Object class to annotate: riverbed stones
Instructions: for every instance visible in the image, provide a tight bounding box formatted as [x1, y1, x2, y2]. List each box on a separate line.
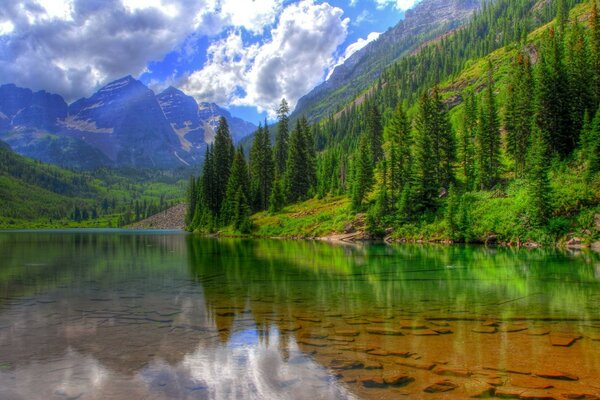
[298, 339, 327, 347]
[473, 326, 497, 334]
[534, 370, 578, 381]
[495, 386, 526, 398]
[383, 372, 415, 387]
[366, 327, 404, 336]
[549, 334, 581, 347]
[397, 360, 436, 370]
[519, 390, 558, 400]
[510, 376, 555, 389]
[411, 329, 440, 336]
[464, 381, 495, 398]
[562, 393, 600, 399]
[433, 366, 472, 378]
[327, 336, 355, 343]
[334, 329, 359, 337]
[500, 325, 529, 333]
[424, 379, 458, 393]
[528, 328, 551, 336]
[329, 359, 364, 370]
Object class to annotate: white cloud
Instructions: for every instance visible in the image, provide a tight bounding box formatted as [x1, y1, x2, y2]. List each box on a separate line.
[326, 31, 380, 80]
[0, 0, 285, 102]
[375, 0, 419, 10]
[183, 0, 349, 116]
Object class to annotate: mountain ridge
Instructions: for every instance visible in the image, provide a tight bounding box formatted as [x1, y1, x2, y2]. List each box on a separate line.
[0, 78, 257, 170]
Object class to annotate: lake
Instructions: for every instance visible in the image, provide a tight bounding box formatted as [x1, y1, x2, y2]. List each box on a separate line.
[0, 230, 599, 400]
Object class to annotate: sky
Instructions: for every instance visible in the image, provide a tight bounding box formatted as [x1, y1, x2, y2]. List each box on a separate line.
[0, 0, 419, 123]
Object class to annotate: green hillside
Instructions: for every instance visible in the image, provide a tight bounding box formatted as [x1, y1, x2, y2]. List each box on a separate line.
[0, 142, 186, 228]
[187, 0, 600, 248]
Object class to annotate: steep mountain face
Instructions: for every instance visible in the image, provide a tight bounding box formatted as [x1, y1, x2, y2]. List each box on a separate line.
[0, 78, 256, 170]
[294, 0, 482, 122]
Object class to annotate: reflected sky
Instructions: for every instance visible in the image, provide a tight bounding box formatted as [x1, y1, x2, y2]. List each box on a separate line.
[0, 231, 599, 399]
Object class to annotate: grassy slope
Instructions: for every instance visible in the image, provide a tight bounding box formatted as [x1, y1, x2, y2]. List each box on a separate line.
[0, 144, 186, 229]
[248, 2, 600, 246]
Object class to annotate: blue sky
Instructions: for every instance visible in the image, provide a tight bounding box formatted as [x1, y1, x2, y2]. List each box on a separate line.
[0, 0, 418, 123]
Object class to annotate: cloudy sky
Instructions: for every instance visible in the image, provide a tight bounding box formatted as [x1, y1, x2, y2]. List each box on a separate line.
[0, 0, 419, 121]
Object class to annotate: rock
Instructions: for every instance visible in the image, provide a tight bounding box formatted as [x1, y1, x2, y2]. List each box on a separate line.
[549, 334, 581, 347]
[433, 328, 453, 334]
[383, 372, 415, 387]
[367, 349, 390, 356]
[567, 237, 585, 248]
[483, 366, 531, 376]
[534, 370, 578, 381]
[300, 333, 328, 339]
[431, 321, 450, 327]
[298, 339, 328, 347]
[339, 344, 376, 352]
[483, 320, 500, 327]
[411, 329, 440, 336]
[433, 366, 471, 378]
[330, 359, 364, 370]
[510, 376, 554, 389]
[399, 321, 429, 330]
[343, 222, 355, 234]
[473, 326, 497, 334]
[424, 380, 458, 393]
[495, 386, 525, 398]
[334, 329, 360, 337]
[500, 325, 528, 333]
[519, 390, 558, 400]
[327, 336, 355, 342]
[295, 316, 321, 323]
[528, 328, 551, 336]
[562, 393, 600, 400]
[345, 319, 370, 325]
[464, 381, 495, 398]
[364, 361, 383, 370]
[397, 360, 436, 370]
[362, 376, 387, 388]
[366, 327, 404, 336]
[389, 350, 413, 358]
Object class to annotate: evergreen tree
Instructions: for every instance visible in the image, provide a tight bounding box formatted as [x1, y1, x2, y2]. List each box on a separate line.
[301, 116, 317, 193]
[186, 175, 197, 226]
[232, 187, 252, 233]
[385, 103, 411, 207]
[269, 177, 285, 213]
[476, 62, 501, 189]
[581, 106, 600, 176]
[249, 122, 274, 211]
[366, 103, 384, 162]
[536, 28, 573, 157]
[591, 2, 600, 110]
[566, 21, 593, 141]
[505, 52, 534, 178]
[221, 147, 250, 226]
[460, 91, 477, 188]
[412, 92, 441, 211]
[431, 87, 455, 189]
[351, 134, 374, 210]
[213, 117, 235, 215]
[526, 126, 551, 226]
[284, 119, 311, 203]
[274, 99, 290, 176]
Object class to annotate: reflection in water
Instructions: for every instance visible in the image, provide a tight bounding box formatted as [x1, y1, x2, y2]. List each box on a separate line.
[0, 231, 599, 399]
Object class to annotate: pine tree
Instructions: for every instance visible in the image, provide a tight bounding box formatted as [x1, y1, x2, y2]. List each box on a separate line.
[431, 87, 455, 189]
[581, 106, 600, 176]
[505, 52, 534, 178]
[269, 177, 285, 213]
[526, 126, 551, 226]
[301, 116, 317, 193]
[591, 2, 600, 110]
[366, 103, 384, 162]
[186, 175, 197, 226]
[284, 119, 311, 203]
[566, 21, 592, 142]
[213, 117, 235, 215]
[413, 92, 441, 211]
[249, 122, 274, 211]
[385, 103, 411, 207]
[232, 187, 252, 233]
[274, 99, 290, 177]
[221, 147, 250, 226]
[536, 28, 573, 157]
[351, 134, 374, 211]
[476, 62, 501, 189]
[460, 91, 477, 188]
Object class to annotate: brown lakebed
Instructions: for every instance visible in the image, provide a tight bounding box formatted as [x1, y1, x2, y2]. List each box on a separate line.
[0, 231, 599, 399]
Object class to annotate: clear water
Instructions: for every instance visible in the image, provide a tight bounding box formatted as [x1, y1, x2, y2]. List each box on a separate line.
[0, 230, 599, 399]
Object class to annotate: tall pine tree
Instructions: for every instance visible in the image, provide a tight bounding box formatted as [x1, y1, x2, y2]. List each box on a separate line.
[249, 122, 274, 211]
[213, 117, 235, 216]
[476, 62, 501, 189]
[274, 99, 290, 177]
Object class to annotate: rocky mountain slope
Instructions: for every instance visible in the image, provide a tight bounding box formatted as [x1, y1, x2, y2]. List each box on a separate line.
[293, 0, 482, 123]
[0, 78, 256, 170]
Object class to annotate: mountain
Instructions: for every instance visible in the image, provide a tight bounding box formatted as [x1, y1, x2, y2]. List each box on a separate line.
[0, 78, 256, 170]
[293, 0, 482, 122]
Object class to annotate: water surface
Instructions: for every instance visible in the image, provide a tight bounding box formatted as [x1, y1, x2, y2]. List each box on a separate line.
[1, 231, 599, 399]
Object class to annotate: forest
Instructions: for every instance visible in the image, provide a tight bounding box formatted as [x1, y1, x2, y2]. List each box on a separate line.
[186, 0, 600, 246]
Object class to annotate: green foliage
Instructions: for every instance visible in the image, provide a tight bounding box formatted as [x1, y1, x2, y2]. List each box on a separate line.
[249, 122, 274, 211]
[351, 134, 374, 210]
[274, 99, 290, 177]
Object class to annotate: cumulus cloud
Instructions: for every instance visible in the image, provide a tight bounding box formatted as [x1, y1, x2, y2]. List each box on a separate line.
[0, 0, 283, 102]
[326, 31, 380, 80]
[374, 0, 420, 10]
[182, 0, 349, 116]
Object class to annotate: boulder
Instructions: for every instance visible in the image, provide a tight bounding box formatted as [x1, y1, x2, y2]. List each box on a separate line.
[424, 380, 458, 393]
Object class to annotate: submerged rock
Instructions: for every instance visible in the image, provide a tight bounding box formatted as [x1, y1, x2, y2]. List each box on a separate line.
[424, 380, 458, 393]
